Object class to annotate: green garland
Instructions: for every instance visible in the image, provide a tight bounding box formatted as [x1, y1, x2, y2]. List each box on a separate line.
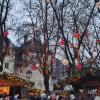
[2, 72, 34, 88]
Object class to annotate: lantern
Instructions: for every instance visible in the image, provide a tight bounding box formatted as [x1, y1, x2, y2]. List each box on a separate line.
[73, 33, 80, 39]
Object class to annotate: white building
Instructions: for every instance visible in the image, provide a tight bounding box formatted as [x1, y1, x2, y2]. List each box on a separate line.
[3, 43, 15, 74]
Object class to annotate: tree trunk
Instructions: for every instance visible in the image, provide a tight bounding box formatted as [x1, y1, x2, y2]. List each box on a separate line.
[0, 33, 3, 72]
[43, 74, 50, 93]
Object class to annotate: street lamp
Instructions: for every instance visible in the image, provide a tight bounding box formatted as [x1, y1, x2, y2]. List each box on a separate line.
[26, 70, 32, 81]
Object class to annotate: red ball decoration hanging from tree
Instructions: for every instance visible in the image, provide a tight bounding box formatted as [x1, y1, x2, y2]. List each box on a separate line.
[96, 40, 100, 43]
[73, 33, 80, 39]
[3, 31, 9, 37]
[43, 63, 48, 67]
[60, 39, 65, 45]
[76, 63, 83, 70]
[31, 65, 37, 71]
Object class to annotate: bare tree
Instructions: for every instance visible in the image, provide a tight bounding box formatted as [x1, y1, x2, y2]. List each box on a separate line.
[16, 0, 58, 92]
[0, 0, 11, 71]
[16, 0, 100, 92]
[49, 0, 100, 73]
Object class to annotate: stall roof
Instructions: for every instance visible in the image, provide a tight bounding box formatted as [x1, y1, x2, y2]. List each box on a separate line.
[72, 74, 100, 90]
[0, 79, 21, 87]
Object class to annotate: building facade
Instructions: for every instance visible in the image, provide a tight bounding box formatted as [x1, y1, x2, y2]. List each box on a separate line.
[14, 39, 51, 90]
[3, 43, 15, 74]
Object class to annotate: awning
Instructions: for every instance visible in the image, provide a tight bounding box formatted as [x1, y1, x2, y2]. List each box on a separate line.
[0, 79, 21, 86]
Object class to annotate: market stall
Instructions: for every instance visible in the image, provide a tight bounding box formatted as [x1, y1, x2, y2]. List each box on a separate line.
[0, 79, 21, 95]
[0, 72, 34, 97]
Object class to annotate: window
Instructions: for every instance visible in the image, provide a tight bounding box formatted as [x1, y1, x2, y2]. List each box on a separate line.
[5, 63, 9, 68]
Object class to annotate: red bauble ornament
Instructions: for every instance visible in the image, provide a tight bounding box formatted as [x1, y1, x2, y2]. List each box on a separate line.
[73, 33, 80, 39]
[76, 63, 83, 70]
[3, 31, 9, 37]
[43, 70, 48, 75]
[60, 40, 65, 45]
[31, 65, 37, 71]
[43, 63, 48, 67]
[96, 40, 100, 43]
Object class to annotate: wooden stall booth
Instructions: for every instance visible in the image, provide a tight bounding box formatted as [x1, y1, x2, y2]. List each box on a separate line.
[0, 79, 21, 96]
[72, 74, 100, 91]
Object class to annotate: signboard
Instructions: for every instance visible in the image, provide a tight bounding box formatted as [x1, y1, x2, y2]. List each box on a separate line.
[0, 87, 10, 95]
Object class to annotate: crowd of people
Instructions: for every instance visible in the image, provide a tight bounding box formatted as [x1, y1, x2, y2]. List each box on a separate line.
[1, 88, 100, 100]
[28, 88, 100, 100]
[0, 93, 20, 100]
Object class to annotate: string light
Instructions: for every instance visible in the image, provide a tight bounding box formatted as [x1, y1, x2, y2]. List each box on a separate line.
[1, 72, 34, 88]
